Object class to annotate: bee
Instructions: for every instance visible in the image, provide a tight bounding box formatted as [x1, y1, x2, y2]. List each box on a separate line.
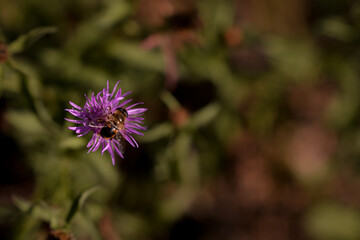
[100, 107, 128, 139]
[90, 107, 128, 153]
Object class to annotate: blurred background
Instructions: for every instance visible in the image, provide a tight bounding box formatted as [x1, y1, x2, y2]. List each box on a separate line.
[1, 0, 360, 239]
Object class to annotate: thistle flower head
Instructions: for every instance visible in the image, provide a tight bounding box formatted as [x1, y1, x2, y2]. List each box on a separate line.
[65, 81, 147, 165]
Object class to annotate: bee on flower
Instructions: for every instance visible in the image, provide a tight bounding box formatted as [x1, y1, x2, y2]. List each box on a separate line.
[65, 81, 147, 165]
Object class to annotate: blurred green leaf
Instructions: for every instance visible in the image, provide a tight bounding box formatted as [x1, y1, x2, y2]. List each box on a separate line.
[326, 60, 360, 129]
[66, 1, 130, 56]
[173, 132, 191, 161]
[265, 37, 319, 82]
[305, 202, 360, 240]
[6, 110, 46, 135]
[319, 17, 356, 42]
[198, 0, 234, 46]
[59, 136, 87, 150]
[115, 212, 148, 239]
[40, 49, 112, 89]
[70, 213, 102, 240]
[161, 90, 181, 111]
[1, 64, 21, 94]
[65, 186, 100, 224]
[7, 59, 61, 133]
[73, 152, 121, 201]
[159, 134, 201, 221]
[183, 52, 242, 106]
[8, 26, 57, 54]
[106, 40, 164, 72]
[159, 187, 195, 222]
[142, 123, 174, 142]
[13, 196, 62, 229]
[12, 196, 32, 212]
[189, 102, 220, 129]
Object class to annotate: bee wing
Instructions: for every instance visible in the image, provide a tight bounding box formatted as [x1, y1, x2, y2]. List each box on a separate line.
[115, 132, 126, 154]
[88, 118, 105, 128]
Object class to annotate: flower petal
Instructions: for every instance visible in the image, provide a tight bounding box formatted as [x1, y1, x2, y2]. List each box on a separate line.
[69, 101, 82, 110]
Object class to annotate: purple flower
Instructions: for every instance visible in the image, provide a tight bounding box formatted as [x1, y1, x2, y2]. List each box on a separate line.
[65, 81, 147, 165]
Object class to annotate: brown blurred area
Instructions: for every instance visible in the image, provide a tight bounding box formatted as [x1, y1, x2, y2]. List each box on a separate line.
[234, 0, 308, 37]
